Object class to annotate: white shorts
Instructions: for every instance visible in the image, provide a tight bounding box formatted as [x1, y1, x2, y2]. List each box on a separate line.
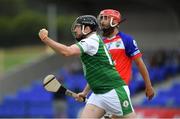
[87, 86, 134, 116]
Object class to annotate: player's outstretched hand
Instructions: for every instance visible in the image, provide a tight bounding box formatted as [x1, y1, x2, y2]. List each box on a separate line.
[145, 86, 155, 100]
[39, 28, 48, 41]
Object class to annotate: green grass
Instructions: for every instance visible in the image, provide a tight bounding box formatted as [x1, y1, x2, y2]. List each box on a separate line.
[0, 45, 47, 73]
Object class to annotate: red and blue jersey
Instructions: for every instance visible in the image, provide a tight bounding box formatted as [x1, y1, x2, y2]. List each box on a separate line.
[103, 32, 142, 84]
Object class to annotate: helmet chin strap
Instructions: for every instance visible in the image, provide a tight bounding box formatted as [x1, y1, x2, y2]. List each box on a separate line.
[110, 17, 118, 27]
[82, 25, 88, 35]
[75, 25, 91, 41]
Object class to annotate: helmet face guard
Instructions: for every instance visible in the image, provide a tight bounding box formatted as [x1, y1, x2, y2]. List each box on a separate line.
[71, 23, 85, 41]
[71, 19, 82, 40]
[71, 15, 99, 41]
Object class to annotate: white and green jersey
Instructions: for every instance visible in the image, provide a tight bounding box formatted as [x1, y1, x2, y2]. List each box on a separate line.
[76, 32, 126, 94]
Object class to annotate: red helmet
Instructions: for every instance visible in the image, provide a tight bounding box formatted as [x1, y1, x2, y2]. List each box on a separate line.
[99, 9, 121, 23]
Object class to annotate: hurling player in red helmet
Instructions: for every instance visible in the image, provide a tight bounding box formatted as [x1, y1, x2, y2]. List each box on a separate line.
[98, 9, 122, 37]
[99, 9, 121, 27]
[98, 9, 155, 117]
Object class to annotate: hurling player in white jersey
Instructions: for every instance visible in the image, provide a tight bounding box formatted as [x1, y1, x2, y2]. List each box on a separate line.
[39, 15, 135, 118]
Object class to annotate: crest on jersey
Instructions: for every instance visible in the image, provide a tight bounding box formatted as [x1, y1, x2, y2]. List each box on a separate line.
[116, 41, 121, 47]
[123, 100, 129, 108]
[105, 39, 124, 50]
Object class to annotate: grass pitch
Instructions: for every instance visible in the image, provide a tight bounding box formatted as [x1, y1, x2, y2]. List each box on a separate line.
[0, 45, 46, 73]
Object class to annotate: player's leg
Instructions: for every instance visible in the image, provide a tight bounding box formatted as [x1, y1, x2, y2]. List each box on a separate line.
[80, 93, 106, 118]
[111, 85, 135, 118]
[99, 85, 135, 118]
[80, 104, 105, 118]
[80, 85, 135, 118]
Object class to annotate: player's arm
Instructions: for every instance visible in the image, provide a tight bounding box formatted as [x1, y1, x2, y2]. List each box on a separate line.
[125, 37, 154, 100]
[39, 28, 81, 56]
[76, 84, 91, 102]
[134, 57, 155, 100]
[82, 84, 91, 95]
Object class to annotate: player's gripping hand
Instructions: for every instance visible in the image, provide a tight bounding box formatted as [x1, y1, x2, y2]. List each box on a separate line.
[75, 92, 87, 102]
[145, 86, 155, 100]
[39, 28, 48, 41]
